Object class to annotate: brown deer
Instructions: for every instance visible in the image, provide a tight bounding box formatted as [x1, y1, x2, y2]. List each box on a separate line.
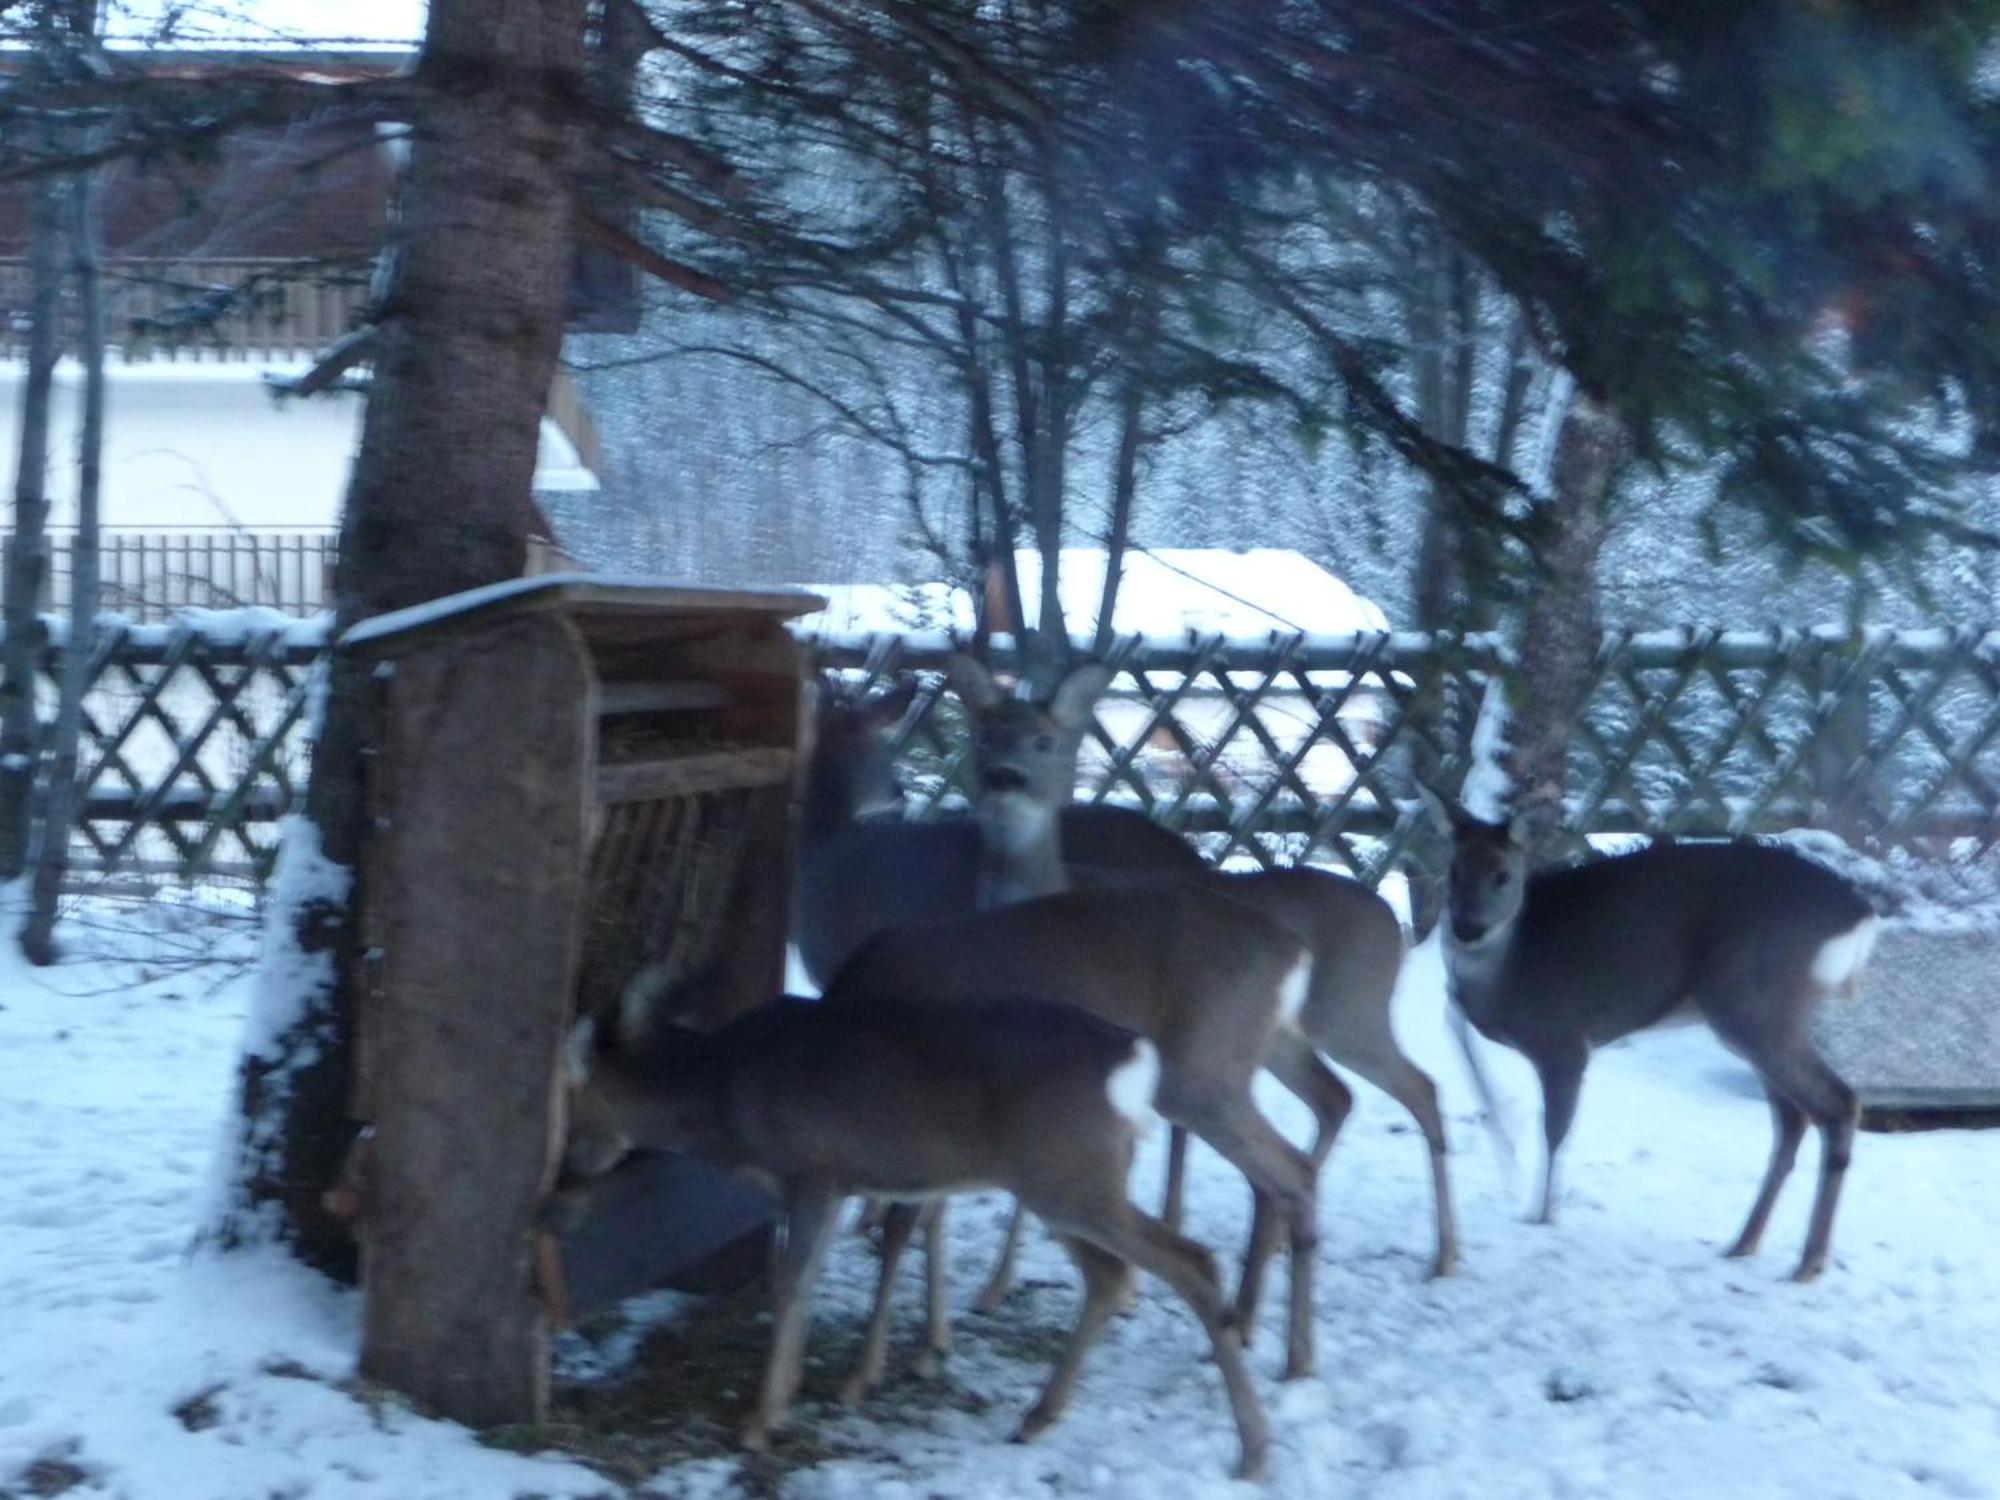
[945, 655, 1455, 1289]
[825, 881, 1323, 1380]
[1417, 784, 1878, 1281]
[558, 995, 1273, 1480]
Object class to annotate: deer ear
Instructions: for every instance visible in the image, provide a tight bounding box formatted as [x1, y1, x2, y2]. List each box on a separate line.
[1507, 808, 1559, 848]
[946, 653, 1005, 713]
[1413, 779, 1467, 835]
[562, 1016, 598, 1086]
[1046, 661, 1116, 732]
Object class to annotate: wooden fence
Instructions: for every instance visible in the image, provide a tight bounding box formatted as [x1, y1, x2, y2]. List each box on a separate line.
[26, 613, 325, 882]
[814, 626, 2000, 888]
[19, 621, 2000, 887]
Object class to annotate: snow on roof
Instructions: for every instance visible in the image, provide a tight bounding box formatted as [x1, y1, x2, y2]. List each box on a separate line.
[100, 0, 423, 50]
[801, 548, 1388, 642]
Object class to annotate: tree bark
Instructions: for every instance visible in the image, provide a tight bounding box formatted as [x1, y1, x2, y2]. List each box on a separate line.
[22, 154, 103, 965]
[0, 169, 63, 881]
[1504, 389, 1629, 830]
[222, 0, 586, 1273]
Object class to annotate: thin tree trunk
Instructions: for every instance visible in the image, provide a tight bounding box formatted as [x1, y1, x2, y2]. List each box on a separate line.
[1092, 274, 1160, 657]
[1504, 390, 1629, 833]
[22, 157, 103, 965]
[220, 0, 586, 1273]
[0, 169, 64, 881]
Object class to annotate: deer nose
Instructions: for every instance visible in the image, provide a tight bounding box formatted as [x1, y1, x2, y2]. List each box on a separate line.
[1453, 918, 1488, 945]
[982, 765, 1029, 793]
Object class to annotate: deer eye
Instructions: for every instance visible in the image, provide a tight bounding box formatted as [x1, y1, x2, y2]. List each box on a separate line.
[1492, 871, 1511, 889]
[1035, 734, 1055, 752]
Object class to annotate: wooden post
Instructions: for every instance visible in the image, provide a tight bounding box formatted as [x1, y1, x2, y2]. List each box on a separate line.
[356, 612, 594, 1427]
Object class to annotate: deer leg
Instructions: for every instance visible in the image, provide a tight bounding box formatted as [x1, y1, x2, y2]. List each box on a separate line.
[1015, 1236, 1132, 1444]
[1724, 1088, 1807, 1260]
[1161, 1127, 1189, 1229]
[1264, 1030, 1354, 1169]
[744, 1182, 842, 1451]
[1319, 1034, 1460, 1278]
[1531, 1044, 1589, 1226]
[974, 1201, 1028, 1314]
[1450, 1002, 1518, 1180]
[1235, 1189, 1281, 1345]
[1233, 1034, 1344, 1342]
[840, 1199, 922, 1405]
[1191, 1100, 1319, 1380]
[1066, 1207, 1271, 1483]
[914, 1201, 952, 1375]
[1751, 1045, 1858, 1282]
[1711, 1002, 1860, 1282]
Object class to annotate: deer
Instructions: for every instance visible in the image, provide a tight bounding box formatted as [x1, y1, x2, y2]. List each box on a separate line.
[824, 880, 1325, 1383]
[944, 654, 1456, 1293]
[1415, 783, 1879, 1282]
[556, 993, 1273, 1481]
[793, 671, 1208, 991]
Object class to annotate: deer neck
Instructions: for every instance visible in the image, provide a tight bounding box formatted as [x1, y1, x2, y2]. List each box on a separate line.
[1440, 918, 1518, 1031]
[974, 799, 1068, 909]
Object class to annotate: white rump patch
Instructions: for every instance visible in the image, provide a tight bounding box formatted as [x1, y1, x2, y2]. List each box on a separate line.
[1106, 1038, 1161, 1134]
[1812, 916, 1880, 992]
[1277, 951, 1313, 1028]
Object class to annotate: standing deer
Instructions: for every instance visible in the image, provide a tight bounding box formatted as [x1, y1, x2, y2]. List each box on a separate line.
[1417, 785, 1878, 1281]
[946, 655, 1456, 1287]
[793, 672, 1207, 990]
[558, 995, 1272, 1480]
[825, 881, 1325, 1381]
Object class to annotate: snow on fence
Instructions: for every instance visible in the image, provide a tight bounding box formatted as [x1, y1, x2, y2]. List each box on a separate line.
[17, 618, 2000, 887]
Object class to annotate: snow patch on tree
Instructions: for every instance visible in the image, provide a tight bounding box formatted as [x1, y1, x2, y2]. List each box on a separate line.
[202, 813, 350, 1243]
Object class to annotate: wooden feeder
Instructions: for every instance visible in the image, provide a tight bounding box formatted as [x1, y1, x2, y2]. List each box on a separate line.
[343, 574, 821, 1429]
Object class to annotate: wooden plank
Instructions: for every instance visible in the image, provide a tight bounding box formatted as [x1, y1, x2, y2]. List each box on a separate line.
[593, 745, 793, 805]
[357, 612, 594, 1429]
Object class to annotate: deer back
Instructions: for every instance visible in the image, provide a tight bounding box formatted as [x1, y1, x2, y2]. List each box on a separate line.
[568, 995, 1155, 1200]
[1469, 841, 1876, 1048]
[824, 883, 1308, 1074]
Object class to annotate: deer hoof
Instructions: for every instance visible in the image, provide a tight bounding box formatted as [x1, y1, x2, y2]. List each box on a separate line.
[1790, 1261, 1826, 1284]
[1013, 1402, 1056, 1444]
[912, 1346, 947, 1379]
[836, 1372, 871, 1407]
[1427, 1250, 1461, 1280]
[1234, 1445, 1270, 1483]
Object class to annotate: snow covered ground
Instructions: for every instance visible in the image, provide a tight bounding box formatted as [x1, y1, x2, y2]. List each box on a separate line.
[3, 893, 1996, 1499]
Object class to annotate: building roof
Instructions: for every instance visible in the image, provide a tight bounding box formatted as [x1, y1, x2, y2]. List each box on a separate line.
[802, 548, 1388, 641]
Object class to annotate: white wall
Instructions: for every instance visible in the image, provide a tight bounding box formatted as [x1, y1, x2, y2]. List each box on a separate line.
[0, 360, 597, 533]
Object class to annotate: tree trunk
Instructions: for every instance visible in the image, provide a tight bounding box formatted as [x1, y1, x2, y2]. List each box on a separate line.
[1504, 390, 1629, 830]
[220, 0, 585, 1273]
[22, 157, 103, 965]
[0, 170, 63, 881]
